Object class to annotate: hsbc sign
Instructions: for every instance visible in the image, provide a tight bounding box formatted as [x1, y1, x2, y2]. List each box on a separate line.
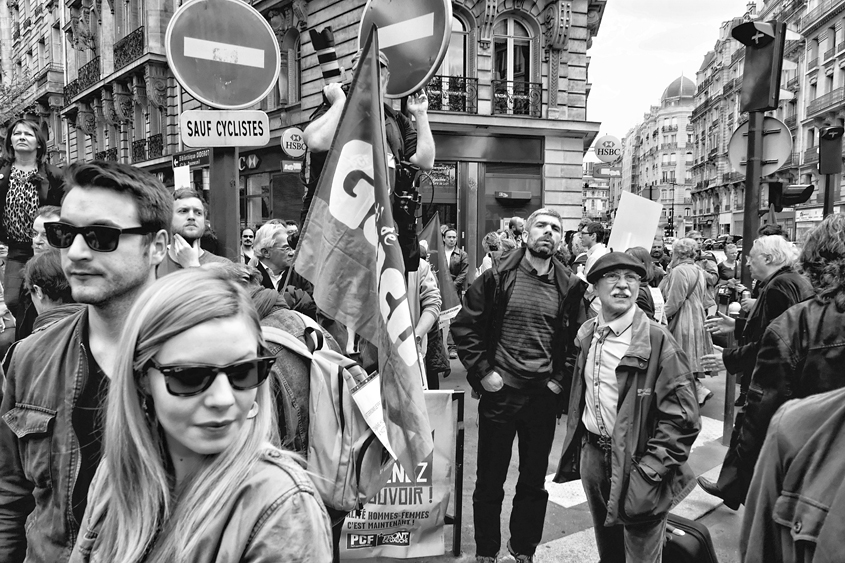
[281, 127, 307, 158]
[595, 135, 622, 163]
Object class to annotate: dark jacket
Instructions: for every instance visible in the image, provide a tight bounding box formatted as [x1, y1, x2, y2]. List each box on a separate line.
[446, 246, 469, 294]
[554, 307, 701, 526]
[741, 387, 845, 563]
[0, 160, 64, 246]
[255, 261, 316, 320]
[730, 297, 845, 506]
[636, 284, 656, 320]
[0, 308, 90, 563]
[451, 248, 570, 395]
[723, 266, 814, 379]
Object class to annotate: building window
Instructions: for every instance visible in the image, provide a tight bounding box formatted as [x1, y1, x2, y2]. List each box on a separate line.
[277, 31, 301, 106]
[493, 17, 532, 83]
[437, 16, 468, 77]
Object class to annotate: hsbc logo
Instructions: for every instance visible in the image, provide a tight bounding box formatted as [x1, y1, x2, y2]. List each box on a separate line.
[601, 140, 615, 148]
[595, 135, 622, 163]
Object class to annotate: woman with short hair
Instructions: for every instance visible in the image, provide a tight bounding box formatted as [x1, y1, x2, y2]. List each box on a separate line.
[70, 269, 331, 563]
[661, 237, 715, 405]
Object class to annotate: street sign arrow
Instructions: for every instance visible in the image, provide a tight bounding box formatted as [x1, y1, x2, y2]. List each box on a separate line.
[359, 0, 452, 98]
[166, 0, 281, 110]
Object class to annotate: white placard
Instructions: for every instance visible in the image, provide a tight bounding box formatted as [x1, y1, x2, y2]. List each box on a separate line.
[607, 191, 663, 252]
[173, 164, 191, 190]
[179, 110, 270, 147]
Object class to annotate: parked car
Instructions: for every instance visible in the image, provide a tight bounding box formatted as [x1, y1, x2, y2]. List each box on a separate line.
[703, 238, 716, 250]
[713, 234, 741, 249]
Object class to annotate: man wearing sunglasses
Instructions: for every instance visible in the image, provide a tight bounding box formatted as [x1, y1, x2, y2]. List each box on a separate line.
[554, 252, 701, 563]
[156, 188, 229, 277]
[0, 161, 172, 563]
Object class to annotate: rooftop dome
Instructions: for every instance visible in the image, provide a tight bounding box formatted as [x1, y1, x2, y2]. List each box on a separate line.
[662, 75, 696, 100]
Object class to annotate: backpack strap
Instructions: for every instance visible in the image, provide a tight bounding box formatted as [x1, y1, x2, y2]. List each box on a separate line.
[262, 325, 313, 359]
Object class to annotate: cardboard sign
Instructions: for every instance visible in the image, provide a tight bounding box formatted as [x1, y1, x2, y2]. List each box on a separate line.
[607, 191, 663, 252]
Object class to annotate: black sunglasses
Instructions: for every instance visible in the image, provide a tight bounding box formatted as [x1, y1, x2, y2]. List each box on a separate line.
[145, 356, 276, 397]
[45, 221, 155, 252]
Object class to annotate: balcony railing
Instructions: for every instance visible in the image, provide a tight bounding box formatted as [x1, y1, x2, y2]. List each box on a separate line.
[686, 124, 694, 131]
[804, 146, 819, 163]
[114, 26, 145, 71]
[425, 75, 478, 114]
[33, 4, 42, 17]
[148, 133, 164, 159]
[786, 77, 800, 91]
[132, 139, 147, 163]
[12, 27, 20, 40]
[801, 0, 845, 32]
[778, 151, 799, 169]
[21, 17, 31, 29]
[808, 56, 819, 69]
[95, 148, 119, 162]
[63, 79, 80, 106]
[491, 80, 541, 118]
[661, 142, 678, 150]
[662, 125, 678, 132]
[839, 42, 845, 54]
[731, 48, 745, 64]
[77, 56, 101, 91]
[785, 114, 797, 128]
[807, 87, 845, 115]
[825, 47, 836, 60]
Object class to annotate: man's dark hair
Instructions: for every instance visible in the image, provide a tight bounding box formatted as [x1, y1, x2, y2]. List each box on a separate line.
[284, 219, 300, 229]
[63, 161, 173, 237]
[508, 217, 523, 230]
[23, 249, 73, 303]
[758, 223, 787, 239]
[585, 222, 605, 241]
[443, 225, 457, 238]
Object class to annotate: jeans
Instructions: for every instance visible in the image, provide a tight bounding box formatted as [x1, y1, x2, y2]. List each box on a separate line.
[3, 245, 31, 320]
[473, 388, 557, 557]
[580, 439, 667, 563]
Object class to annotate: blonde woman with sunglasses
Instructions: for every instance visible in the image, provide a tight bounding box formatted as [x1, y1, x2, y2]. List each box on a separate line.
[70, 268, 331, 563]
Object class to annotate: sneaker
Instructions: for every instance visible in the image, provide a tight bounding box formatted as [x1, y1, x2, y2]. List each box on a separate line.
[507, 540, 534, 563]
[475, 556, 497, 563]
[449, 349, 458, 360]
[695, 380, 714, 406]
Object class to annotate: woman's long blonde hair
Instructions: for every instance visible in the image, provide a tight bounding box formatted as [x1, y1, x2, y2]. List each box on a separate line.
[91, 268, 280, 562]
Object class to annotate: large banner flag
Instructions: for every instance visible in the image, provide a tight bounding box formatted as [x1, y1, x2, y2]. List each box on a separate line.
[420, 215, 461, 325]
[295, 26, 433, 474]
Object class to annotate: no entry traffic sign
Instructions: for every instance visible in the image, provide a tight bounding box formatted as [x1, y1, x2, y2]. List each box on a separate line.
[166, 0, 281, 109]
[359, 0, 452, 98]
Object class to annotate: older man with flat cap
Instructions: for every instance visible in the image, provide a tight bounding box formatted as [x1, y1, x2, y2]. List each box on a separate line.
[554, 252, 701, 563]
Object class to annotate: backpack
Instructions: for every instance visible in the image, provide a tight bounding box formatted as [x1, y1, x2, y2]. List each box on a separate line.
[261, 321, 394, 512]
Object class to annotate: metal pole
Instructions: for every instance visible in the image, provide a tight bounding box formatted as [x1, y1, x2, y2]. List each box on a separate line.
[823, 173, 835, 217]
[740, 111, 763, 289]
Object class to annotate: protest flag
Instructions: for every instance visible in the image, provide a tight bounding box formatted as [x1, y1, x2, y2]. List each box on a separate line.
[419, 214, 461, 324]
[294, 25, 433, 474]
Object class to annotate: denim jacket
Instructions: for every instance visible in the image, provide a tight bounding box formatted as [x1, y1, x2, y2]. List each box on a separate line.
[70, 448, 332, 562]
[0, 308, 90, 563]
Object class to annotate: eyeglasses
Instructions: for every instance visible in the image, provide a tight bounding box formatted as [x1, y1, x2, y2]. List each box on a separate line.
[602, 272, 641, 284]
[271, 244, 293, 253]
[580, 231, 591, 236]
[145, 356, 276, 397]
[242, 235, 254, 239]
[44, 221, 154, 252]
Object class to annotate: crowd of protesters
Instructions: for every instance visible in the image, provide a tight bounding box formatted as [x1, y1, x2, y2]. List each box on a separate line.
[0, 121, 844, 563]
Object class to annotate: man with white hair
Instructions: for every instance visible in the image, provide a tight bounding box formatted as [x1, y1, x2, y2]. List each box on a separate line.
[697, 234, 813, 509]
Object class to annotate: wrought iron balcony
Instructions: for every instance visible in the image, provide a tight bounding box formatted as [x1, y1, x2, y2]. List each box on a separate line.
[132, 139, 147, 163]
[33, 4, 42, 17]
[148, 134, 164, 159]
[804, 146, 819, 163]
[491, 80, 541, 118]
[801, 0, 845, 33]
[12, 27, 20, 40]
[731, 48, 745, 64]
[660, 142, 678, 150]
[825, 47, 836, 60]
[786, 77, 800, 92]
[778, 152, 799, 169]
[114, 27, 145, 71]
[808, 56, 819, 69]
[807, 87, 845, 116]
[661, 125, 678, 132]
[95, 148, 119, 162]
[78, 57, 101, 91]
[21, 17, 31, 29]
[425, 75, 478, 114]
[63, 79, 80, 106]
[785, 115, 797, 128]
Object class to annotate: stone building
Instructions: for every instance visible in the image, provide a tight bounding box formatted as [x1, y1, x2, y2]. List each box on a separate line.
[619, 75, 696, 238]
[0, 0, 605, 264]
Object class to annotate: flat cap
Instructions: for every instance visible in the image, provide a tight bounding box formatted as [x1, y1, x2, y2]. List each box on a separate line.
[586, 251, 647, 285]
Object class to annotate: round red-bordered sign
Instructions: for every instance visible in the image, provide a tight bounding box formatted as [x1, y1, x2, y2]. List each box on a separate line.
[166, 0, 281, 110]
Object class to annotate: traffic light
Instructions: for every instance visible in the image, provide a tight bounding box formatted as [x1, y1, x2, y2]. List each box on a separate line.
[768, 182, 814, 212]
[731, 21, 786, 112]
[819, 126, 844, 175]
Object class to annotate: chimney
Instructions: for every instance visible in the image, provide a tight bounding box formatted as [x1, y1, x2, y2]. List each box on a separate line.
[747, 1, 756, 16]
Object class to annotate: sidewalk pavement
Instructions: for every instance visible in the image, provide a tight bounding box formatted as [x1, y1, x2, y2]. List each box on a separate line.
[355, 362, 744, 562]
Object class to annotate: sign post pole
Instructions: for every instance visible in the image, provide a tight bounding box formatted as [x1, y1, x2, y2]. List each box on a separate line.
[209, 147, 239, 260]
[741, 111, 763, 289]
